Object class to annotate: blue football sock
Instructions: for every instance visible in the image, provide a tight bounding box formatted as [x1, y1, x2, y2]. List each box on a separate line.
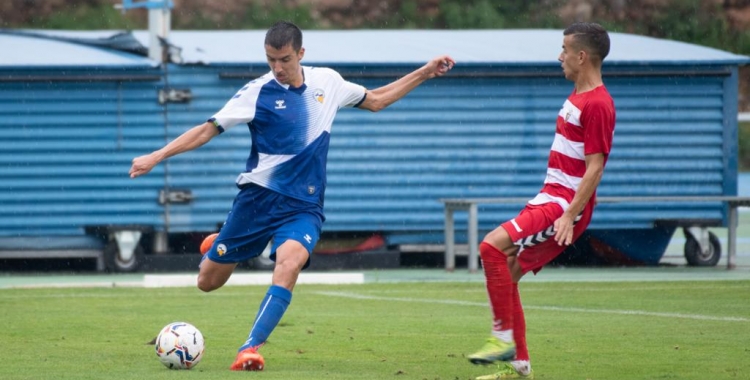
[239, 284, 292, 351]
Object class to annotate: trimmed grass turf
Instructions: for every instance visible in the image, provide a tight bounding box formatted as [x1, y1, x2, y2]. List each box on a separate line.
[1, 280, 748, 379]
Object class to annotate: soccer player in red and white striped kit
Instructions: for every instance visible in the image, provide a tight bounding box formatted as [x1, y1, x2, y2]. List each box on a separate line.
[468, 22, 615, 380]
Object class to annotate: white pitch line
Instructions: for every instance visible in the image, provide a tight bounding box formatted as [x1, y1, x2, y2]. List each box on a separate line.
[315, 291, 749, 323]
[0, 272, 365, 290]
[3, 281, 143, 289]
[142, 272, 365, 288]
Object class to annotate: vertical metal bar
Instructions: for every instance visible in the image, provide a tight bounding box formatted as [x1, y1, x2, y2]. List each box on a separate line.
[116, 81, 123, 150]
[157, 53, 171, 255]
[148, 7, 171, 61]
[96, 252, 105, 271]
[468, 203, 479, 273]
[728, 203, 737, 270]
[444, 205, 455, 272]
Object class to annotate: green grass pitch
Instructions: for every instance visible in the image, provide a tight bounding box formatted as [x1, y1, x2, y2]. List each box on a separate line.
[1, 280, 748, 379]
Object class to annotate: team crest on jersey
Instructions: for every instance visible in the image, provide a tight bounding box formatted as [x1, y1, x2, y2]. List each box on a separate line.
[307, 185, 316, 194]
[313, 89, 325, 104]
[564, 111, 571, 123]
[216, 243, 227, 256]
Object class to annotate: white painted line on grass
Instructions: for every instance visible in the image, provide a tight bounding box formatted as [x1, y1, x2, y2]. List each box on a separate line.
[1, 272, 366, 289]
[144, 272, 365, 288]
[526, 305, 749, 322]
[315, 291, 749, 323]
[8, 281, 143, 289]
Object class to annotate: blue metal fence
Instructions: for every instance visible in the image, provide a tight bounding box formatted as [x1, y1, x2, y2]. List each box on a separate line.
[0, 30, 744, 251]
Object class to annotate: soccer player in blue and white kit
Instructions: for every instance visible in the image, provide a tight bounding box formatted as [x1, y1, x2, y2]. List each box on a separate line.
[129, 21, 455, 371]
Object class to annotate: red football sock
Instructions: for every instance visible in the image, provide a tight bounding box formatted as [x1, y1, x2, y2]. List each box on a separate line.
[479, 242, 513, 332]
[512, 282, 529, 361]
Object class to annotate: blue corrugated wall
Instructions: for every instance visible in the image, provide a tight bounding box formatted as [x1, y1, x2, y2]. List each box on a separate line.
[160, 65, 252, 233]
[160, 64, 736, 245]
[0, 64, 738, 247]
[0, 68, 164, 244]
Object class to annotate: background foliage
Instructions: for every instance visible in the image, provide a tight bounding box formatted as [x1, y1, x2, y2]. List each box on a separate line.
[3, 0, 750, 56]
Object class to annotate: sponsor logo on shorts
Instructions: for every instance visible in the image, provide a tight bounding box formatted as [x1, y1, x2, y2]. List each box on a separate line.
[217, 243, 227, 256]
[304, 234, 312, 244]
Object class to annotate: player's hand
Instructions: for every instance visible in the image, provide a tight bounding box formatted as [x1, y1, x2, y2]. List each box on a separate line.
[129, 153, 160, 178]
[553, 214, 575, 246]
[424, 55, 455, 78]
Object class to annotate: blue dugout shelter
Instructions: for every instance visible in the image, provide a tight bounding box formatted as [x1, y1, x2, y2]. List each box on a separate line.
[0, 29, 747, 270]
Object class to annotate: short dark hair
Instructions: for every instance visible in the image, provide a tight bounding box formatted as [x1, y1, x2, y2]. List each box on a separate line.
[265, 21, 303, 51]
[563, 22, 610, 63]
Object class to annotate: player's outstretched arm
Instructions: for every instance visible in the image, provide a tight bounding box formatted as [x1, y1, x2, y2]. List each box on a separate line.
[129, 121, 219, 178]
[358, 55, 455, 112]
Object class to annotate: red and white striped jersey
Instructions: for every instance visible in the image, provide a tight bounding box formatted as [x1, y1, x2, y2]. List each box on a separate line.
[528, 85, 615, 211]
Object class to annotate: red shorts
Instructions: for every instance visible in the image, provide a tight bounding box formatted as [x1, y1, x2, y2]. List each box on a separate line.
[500, 200, 593, 274]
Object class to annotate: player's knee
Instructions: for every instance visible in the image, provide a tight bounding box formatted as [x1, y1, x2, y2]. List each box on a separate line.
[196, 274, 220, 293]
[275, 244, 308, 272]
[483, 228, 504, 246]
[483, 228, 515, 255]
[275, 255, 305, 274]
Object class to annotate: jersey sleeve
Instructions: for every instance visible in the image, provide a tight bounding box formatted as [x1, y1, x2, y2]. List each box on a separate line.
[328, 69, 366, 108]
[209, 80, 262, 132]
[582, 98, 616, 156]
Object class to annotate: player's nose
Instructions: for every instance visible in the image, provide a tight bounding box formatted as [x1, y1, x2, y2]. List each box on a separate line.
[270, 61, 283, 72]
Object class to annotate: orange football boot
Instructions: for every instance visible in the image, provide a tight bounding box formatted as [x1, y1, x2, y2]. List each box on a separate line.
[229, 347, 265, 371]
[199, 233, 218, 255]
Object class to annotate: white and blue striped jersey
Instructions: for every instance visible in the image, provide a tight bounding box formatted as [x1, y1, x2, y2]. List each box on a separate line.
[210, 66, 366, 205]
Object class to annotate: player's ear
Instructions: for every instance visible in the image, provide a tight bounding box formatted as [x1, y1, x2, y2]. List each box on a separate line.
[297, 47, 305, 61]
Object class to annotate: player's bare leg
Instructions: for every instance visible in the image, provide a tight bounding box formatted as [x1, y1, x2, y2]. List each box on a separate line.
[271, 239, 308, 291]
[196, 258, 237, 292]
[231, 239, 309, 371]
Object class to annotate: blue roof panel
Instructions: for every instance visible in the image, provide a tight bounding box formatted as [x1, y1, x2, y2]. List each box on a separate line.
[0, 32, 155, 68]
[134, 29, 750, 66]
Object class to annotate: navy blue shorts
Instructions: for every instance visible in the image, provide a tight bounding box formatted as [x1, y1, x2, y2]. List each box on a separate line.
[204, 184, 323, 269]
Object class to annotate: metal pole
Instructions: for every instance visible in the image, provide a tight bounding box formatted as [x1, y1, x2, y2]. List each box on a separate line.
[444, 206, 455, 272]
[728, 204, 737, 270]
[148, 7, 170, 61]
[155, 3, 171, 254]
[468, 203, 479, 273]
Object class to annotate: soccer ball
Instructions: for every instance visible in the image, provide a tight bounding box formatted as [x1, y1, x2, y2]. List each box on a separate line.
[154, 322, 205, 369]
